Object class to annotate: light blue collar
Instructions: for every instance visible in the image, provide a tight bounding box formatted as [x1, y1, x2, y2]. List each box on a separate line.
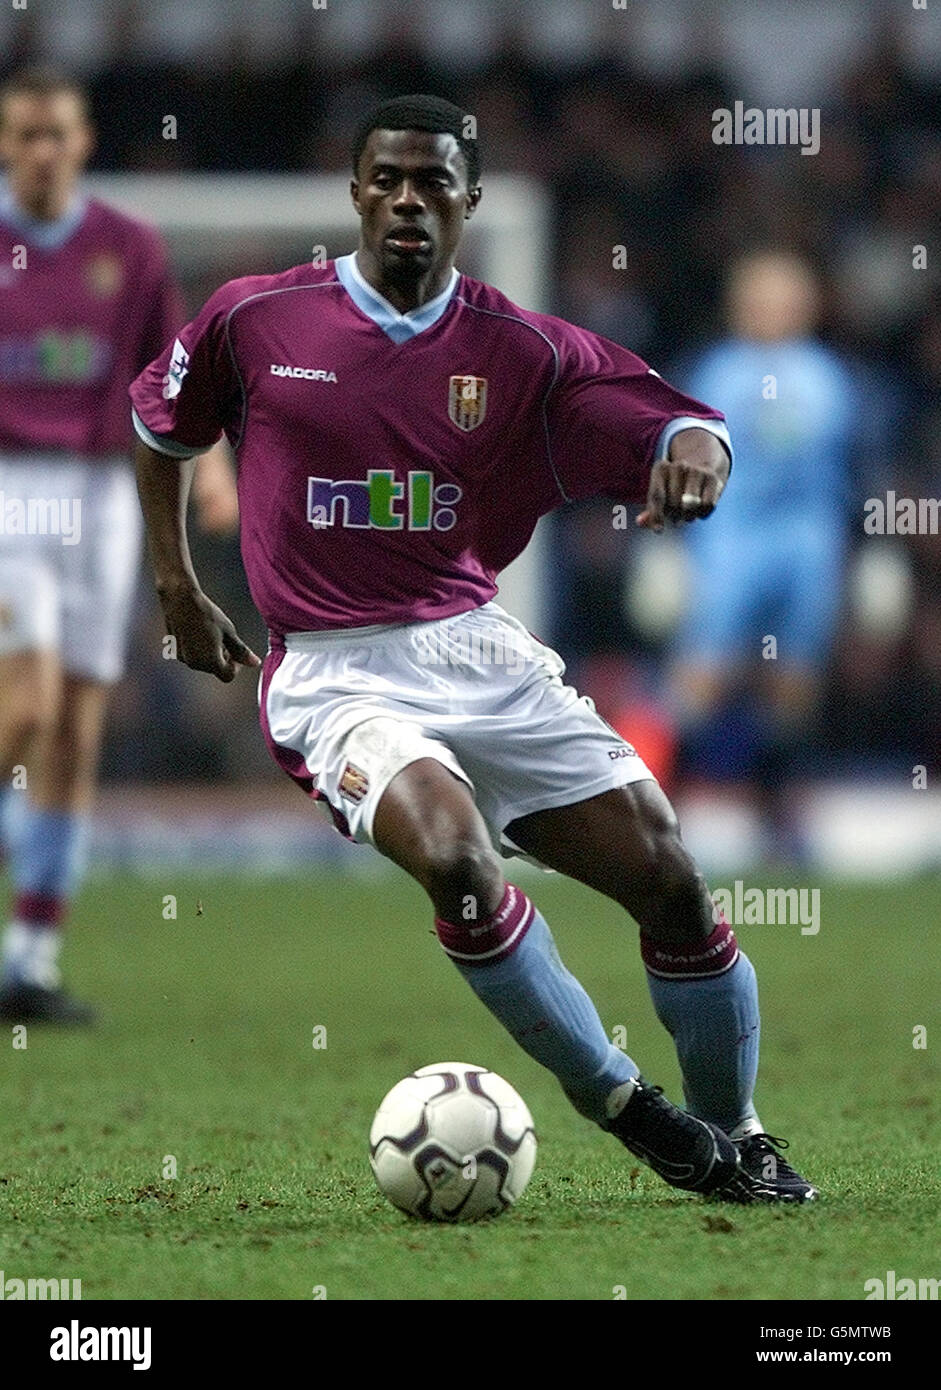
[335, 252, 458, 343]
[0, 179, 86, 250]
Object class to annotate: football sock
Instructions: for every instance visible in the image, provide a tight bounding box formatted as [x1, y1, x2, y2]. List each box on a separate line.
[641, 919, 762, 1134]
[1, 803, 89, 989]
[0, 785, 27, 864]
[435, 885, 639, 1125]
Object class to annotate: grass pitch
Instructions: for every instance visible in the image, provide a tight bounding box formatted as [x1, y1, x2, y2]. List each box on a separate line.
[1, 868, 937, 1300]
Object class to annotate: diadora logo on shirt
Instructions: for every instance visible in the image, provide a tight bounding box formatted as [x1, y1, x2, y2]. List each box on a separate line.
[307, 470, 462, 532]
[270, 363, 338, 382]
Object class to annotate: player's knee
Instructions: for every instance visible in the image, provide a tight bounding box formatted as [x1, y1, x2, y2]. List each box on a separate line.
[0, 694, 55, 763]
[424, 840, 504, 924]
[630, 808, 712, 944]
[653, 842, 711, 942]
[43, 720, 98, 776]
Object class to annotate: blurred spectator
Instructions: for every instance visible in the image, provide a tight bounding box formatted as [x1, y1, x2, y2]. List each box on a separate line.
[669, 252, 858, 854]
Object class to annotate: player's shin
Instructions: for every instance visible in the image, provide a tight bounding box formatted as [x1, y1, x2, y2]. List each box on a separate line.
[435, 885, 638, 1123]
[0, 802, 89, 988]
[641, 919, 762, 1136]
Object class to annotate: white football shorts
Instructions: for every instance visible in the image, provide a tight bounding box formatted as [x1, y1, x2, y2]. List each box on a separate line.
[260, 601, 655, 859]
[0, 454, 141, 683]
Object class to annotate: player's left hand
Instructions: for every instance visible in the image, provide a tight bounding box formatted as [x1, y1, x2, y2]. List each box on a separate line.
[159, 583, 261, 683]
[636, 428, 729, 533]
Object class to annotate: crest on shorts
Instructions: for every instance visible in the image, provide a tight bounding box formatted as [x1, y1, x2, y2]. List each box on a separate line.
[448, 375, 488, 432]
[338, 762, 369, 803]
[84, 253, 124, 298]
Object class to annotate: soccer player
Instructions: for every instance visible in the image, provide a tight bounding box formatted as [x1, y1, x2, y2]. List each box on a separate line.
[132, 95, 817, 1202]
[671, 251, 856, 854]
[0, 67, 238, 1023]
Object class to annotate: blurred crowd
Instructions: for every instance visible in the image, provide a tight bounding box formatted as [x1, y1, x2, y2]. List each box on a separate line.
[4, 2, 937, 794]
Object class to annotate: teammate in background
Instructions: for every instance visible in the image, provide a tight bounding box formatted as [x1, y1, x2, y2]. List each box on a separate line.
[671, 252, 856, 855]
[0, 67, 238, 1023]
[133, 95, 817, 1202]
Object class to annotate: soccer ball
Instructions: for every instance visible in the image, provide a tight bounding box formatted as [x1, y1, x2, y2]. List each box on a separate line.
[369, 1062, 537, 1221]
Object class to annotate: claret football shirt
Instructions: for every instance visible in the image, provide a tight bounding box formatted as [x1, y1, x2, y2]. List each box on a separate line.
[130, 253, 730, 636]
[0, 184, 182, 457]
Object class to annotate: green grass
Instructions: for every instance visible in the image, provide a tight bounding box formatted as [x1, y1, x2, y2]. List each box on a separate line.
[1, 869, 938, 1300]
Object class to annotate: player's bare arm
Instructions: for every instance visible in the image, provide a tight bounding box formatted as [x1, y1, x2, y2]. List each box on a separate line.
[134, 441, 260, 683]
[637, 425, 730, 532]
[191, 440, 240, 536]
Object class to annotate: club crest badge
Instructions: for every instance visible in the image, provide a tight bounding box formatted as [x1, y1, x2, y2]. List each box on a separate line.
[448, 374, 488, 432]
[338, 763, 369, 803]
[84, 253, 124, 298]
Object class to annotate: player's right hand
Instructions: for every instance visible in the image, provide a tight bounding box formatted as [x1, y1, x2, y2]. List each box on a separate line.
[158, 584, 261, 682]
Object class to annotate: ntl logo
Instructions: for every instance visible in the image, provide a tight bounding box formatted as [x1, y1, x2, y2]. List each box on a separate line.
[307, 470, 462, 532]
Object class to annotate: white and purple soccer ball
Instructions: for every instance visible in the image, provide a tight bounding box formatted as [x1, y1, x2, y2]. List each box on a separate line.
[369, 1063, 537, 1221]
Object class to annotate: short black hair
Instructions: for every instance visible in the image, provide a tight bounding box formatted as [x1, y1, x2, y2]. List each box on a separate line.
[352, 94, 480, 187]
[0, 65, 90, 124]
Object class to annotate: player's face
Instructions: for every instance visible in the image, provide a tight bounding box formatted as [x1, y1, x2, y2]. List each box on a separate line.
[728, 256, 819, 342]
[352, 129, 480, 301]
[0, 92, 93, 219]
